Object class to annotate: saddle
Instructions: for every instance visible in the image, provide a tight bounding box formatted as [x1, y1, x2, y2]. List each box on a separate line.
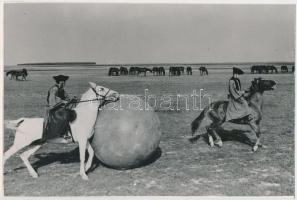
[41, 103, 77, 142]
[207, 101, 252, 126]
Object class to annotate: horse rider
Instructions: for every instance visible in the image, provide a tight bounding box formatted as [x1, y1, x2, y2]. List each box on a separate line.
[225, 67, 251, 122]
[42, 75, 77, 143]
[207, 67, 252, 131]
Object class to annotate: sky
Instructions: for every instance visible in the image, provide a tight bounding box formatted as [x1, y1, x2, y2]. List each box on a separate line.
[4, 3, 296, 65]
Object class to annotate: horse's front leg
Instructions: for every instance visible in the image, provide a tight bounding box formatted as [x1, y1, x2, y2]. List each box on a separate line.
[85, 141, 94, 172]
[78, 139, 89, 180]
[249, 121, 261, 152]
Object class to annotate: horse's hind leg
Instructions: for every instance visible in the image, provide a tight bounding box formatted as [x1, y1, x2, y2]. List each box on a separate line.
[85, 141, 94, 172]
[212, 129, 223, 147]
[3, 130, 33, 165]
[3, 143, 26, 165]
[19, 145, 42, 178]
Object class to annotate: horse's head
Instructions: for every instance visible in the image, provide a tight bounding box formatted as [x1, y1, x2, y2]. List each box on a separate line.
[250, 78, 277, 93]
[89, 82, 120, 103]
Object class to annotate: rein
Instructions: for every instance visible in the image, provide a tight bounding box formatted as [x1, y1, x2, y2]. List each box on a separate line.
[73, 88, 112, 104]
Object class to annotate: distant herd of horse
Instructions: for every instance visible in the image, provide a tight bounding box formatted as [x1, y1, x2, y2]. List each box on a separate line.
[4, 65, 295, 81]
[6, 68, 28, 80]
[108, 65, 294, 76]
[250, 65, 294, 74]
[108, 66, 211, 76]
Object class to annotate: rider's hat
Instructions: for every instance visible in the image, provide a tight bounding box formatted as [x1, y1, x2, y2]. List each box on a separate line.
[53, 75, 69, 83]
[233, 67, 244, 75]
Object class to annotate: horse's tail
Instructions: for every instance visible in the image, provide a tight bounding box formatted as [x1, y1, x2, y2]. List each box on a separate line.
[191, 109, 206, 135]
[188, 106, 213, 142]
[4, 118, 25, 130]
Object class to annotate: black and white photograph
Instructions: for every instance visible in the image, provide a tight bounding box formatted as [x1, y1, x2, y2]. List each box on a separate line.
[2, 2, 295, 197]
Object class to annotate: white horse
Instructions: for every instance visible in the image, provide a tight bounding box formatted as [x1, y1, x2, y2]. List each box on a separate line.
[4, 82, 120, 180]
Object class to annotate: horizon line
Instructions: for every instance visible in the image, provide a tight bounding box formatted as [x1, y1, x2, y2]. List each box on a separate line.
[6, 60, 295, 67]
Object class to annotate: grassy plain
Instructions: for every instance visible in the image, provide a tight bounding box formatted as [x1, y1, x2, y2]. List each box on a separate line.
[3, 67, 294, 196]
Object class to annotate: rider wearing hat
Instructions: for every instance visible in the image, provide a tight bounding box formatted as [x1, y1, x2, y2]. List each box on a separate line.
[225, 67, 251, 122]
[42, 75, 76, 143]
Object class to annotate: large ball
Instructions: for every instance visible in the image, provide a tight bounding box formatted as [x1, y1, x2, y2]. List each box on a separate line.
[92, 94, 162, 169]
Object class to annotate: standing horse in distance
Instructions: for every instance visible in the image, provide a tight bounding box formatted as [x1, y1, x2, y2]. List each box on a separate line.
[281, 65, 289, 73]
[159, 67, 166, 76]
[136, 67, 152, 76]
[251, 65, 277, 74]
[120, 67, 128, 75]
[152, 67, 166, 76]
[266, 65, 278, 74]
[108, 67, 120, 76]
[189, 78, 276, 152]
[199, 67, 208, 76]
[152, 67, 159, 76]
[169, 67, 181, 76]
[179, 67, 185, 75]
[4, 82, 120, 180]
[129, 67, 138, 75]
[186, 67, 192, 75]
[6, 68, 28, 80]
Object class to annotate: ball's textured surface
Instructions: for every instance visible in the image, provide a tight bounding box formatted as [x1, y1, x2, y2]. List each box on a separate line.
[92, 95, 161, 169]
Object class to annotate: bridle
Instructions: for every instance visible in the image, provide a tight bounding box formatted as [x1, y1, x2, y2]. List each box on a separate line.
[74, 87, 112, 104]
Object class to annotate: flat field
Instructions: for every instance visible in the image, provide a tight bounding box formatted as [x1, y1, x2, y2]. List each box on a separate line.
[3, 67, 294, 196]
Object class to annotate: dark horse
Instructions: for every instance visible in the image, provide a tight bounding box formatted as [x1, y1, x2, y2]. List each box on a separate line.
[6, 68, 28, 80]
[159, 67, 165, 76]
[281, 65, 289, 73]
[186, 67, 192, 75]
[266, 65, 278, 73]
[152, 67, 165, 76]
[129, 67, 137, 75]
[179, 67, 185, 75]
[120, 67, 128, 75]
[251, 65, 278, 74]
[189, 78, 276, 152]
[152, 67, 159, 76]
[108, 67, 120, 76]
[169, 67, 181, 76]
[251, 65, 265, 74]
[136, 68, 152, 76]
[199, 67, 208, 76]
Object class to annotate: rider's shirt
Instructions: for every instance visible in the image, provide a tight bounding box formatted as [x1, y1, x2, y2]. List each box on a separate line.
[47, 85, 69, 108]
[225, 77, 250, 121]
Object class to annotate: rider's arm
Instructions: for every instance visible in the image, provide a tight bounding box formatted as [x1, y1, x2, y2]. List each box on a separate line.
[48, 87, 67, 108]
[229, 80, 245, 100]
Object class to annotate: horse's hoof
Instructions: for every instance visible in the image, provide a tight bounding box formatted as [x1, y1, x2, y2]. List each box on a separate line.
[81, 174, 89, 180]
[214, 140, 223, 147]
[252, 146, 258, 152]
[30, 172, 39, 178]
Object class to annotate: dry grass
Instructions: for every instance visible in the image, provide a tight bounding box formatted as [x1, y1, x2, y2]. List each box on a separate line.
[3, 67, 294, 196]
